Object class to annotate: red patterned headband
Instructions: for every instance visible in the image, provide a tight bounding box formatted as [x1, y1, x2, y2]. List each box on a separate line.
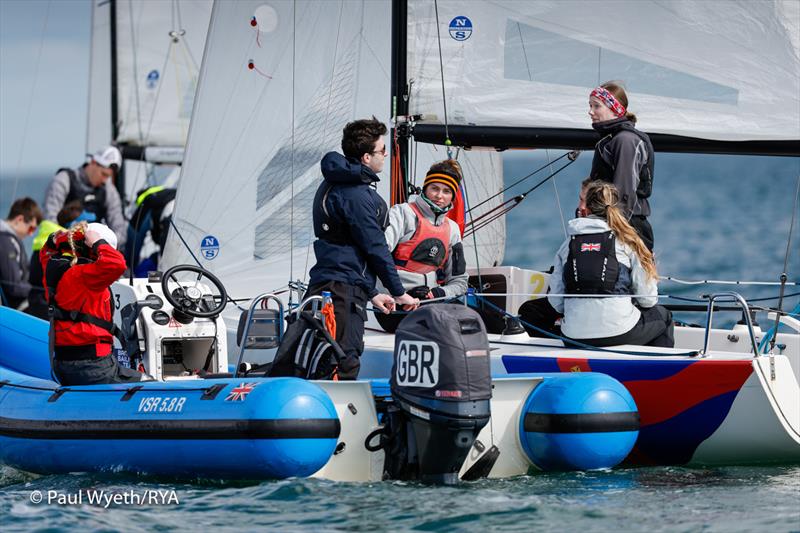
[590, 86, 626, 118]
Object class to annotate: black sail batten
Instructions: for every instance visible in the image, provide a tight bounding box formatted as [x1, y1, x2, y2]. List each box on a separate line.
[412, 124, 800, 157]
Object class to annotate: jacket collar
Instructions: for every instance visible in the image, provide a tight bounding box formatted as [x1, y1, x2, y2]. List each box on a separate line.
[321, 151, 380, 186]
[567, 215, 610, 235]
[411, 194, 451, 223]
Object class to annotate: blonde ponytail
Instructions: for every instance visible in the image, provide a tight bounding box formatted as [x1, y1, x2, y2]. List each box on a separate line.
[67, 221, 88, 266]
[583, 181, 657, 280]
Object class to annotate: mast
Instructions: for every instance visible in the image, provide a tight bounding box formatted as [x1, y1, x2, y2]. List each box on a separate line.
[390, 0, 409, 204]
[109, 0, 127, 201]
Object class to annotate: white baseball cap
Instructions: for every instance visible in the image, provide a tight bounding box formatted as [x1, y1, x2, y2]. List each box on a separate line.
[87, 222, 118, 249]
[91, 146, 122, 169]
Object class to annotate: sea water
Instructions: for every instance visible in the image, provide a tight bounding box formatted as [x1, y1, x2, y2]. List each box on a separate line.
[1, 153, 799, 531]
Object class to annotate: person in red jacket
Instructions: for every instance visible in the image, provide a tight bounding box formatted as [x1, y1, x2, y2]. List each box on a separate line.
[41, 222, 146, 385]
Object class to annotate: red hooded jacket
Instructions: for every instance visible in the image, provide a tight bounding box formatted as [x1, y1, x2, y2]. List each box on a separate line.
[42, 240, 126, 357]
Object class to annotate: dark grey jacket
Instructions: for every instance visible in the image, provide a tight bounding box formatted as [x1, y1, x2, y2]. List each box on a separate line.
[0, 220, 30, 308]
[590, 118, 654, 218]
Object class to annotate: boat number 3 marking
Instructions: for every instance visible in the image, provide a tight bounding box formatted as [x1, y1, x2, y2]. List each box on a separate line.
[396, 341, 439, 387]
[137, 396, 187, 413]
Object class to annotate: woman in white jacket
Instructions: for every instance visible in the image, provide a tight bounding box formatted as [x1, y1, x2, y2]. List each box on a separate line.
[377, 160, 468, 332]
[548, 180, 673, 347]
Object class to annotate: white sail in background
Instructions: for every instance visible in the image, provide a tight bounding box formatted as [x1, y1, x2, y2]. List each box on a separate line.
[86, 0, 112, 155]
[407, 0, 800, 141]
[86, 0, 212, 203]
[114, 0, 212, 148]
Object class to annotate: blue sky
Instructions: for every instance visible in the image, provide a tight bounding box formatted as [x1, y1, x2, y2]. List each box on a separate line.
[0, 0, 91, 177]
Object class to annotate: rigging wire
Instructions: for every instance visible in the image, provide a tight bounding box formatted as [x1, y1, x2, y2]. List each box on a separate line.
[303, 1, 346, 283]
[289, 1, 296, 306]
[659, 276, 798, 286]
[463, 155, 577, 238]
[767, 174, 800, 352]
[128, 0, 145, 146]
[11, 0, 51, 201]
[432, 0, 451, 149]
[468, 151, 573, 214]
[546, 149, 568, 238]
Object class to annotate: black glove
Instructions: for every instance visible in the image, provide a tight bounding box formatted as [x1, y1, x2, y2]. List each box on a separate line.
[407, 285, 431, 300]
[430, 287, 446, 299]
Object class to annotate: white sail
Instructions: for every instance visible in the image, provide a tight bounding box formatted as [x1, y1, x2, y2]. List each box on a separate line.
[86, 0, 112, 155]
[407, 0, 800, 141]
[114, 0, 212, 148]
[161, 0, 508, 297]
[162, 0, 393, 299]
[86, 0, 212, 204]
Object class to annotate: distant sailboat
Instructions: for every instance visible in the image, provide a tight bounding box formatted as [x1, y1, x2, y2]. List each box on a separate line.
[87, 0, 212, 203]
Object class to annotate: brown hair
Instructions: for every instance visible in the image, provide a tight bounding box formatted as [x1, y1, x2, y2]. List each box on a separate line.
[341, 116, 387, 159]
[57, 200, 83, 228]
[7, 197, 42, 224]
[583, 180, 657, 280]
[601, 81, 637, 124]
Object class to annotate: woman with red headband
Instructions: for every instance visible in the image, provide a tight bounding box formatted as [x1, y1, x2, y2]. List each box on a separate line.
[589, 81, 655, 251]
[376, 159, 468, 332]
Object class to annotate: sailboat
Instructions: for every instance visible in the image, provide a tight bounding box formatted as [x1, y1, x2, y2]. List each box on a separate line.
[1, 0, 798, 480]
[1, 0, 623, 482]
[157, 0, 799, 467]
[86, 0, 212, 202]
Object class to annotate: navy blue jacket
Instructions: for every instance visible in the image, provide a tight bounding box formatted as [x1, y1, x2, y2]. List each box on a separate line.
[308, 152, 405, 297]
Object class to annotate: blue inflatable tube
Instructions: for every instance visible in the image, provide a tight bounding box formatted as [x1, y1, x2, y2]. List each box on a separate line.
[0, 306, 51, 380]
[0, 366, 340, 479]
[519, 373, 639, 471]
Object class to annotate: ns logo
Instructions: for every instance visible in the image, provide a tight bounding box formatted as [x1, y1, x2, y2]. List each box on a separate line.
[395, 340, 439, 387]
[449, 16, 473, 41]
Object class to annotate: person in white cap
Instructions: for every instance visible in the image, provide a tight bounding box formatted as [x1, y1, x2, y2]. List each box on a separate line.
[42, 145, 127, 250]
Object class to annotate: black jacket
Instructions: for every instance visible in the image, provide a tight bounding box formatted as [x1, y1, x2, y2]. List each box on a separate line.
[308, 152, 405, 297]
[590, 117, 654, 218]
[0, 223, 30, 308]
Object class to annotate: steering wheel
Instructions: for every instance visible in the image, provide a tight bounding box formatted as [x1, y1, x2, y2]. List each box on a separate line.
[161, 265, 228, 318]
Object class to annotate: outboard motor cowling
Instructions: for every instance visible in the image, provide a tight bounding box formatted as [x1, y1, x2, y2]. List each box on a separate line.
[389, 304, 491, 484]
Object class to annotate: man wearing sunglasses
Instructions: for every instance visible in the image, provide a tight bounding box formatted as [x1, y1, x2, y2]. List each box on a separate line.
[0, 197, 42, 309]
[42, 145, 127, 250]
[307, 117, 419, 379]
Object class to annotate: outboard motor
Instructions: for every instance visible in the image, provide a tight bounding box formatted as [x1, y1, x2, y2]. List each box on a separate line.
[387, 304, 491, 484]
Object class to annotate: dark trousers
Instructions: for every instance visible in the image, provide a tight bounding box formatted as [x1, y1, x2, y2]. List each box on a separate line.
[575, 305, 674, 348]
[53, 351, 145, 386]
[375, 309, 407, 334]
[629, 215, 654, 251]
[305, 281, 367, 380]
[518, 298, 562, 337]
[519, 299, 674, 348]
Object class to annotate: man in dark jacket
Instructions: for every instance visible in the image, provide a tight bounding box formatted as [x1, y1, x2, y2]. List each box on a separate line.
[308, 117, 418, 379]
[0, 198, 42, 309]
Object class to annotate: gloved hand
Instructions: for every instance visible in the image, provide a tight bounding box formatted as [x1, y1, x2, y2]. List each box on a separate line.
[407, 285, 431, 300]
